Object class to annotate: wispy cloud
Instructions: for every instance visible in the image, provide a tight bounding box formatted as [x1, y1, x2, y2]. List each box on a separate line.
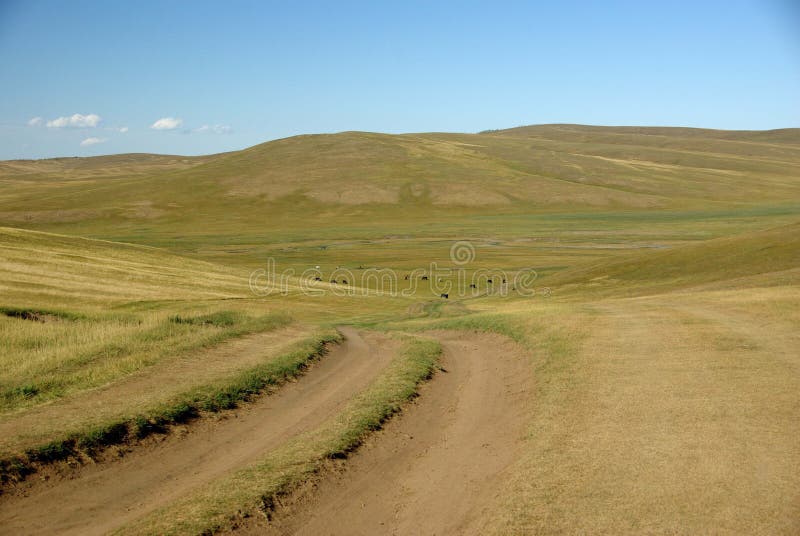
[47, 113, 102, 128]
[150, 117, 183, 130]
[28, 117, 43, 126]
[192, 124, 232, 134]
[118, 126, 129, 133]
[80, 137, 107, 147]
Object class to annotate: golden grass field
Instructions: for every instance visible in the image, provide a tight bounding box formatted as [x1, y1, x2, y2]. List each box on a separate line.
[0, 124, 798, 534]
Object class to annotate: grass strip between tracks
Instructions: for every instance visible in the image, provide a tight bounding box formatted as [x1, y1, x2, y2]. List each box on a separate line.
[116, 335, 442, 536]
[0, 328, 341, 486]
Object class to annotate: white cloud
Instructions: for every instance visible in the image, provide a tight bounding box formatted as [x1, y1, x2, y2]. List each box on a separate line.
[150, 117, 183, 130]
[47, 113, 102, 128]
[80, 137, 107, 147]
[28, 117, 43, 126]
[118, 127, 129, 133]
[193, 124, 232, 134]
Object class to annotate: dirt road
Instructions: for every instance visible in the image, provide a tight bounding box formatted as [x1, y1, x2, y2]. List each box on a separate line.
[0, 327, 397, 536]
[248, 331, 532, 536]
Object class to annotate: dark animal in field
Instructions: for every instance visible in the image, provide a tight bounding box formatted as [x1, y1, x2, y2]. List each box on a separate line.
[404, 274, 409, 280]
[487, 279, 493, 284]
[342, 279, 348, 285]
[421, 276, 429, 281]
[330, 279, 337, 284]
[469, 284, 477, 289]
[440, 293, 449, 299]
[502, 279, 507, 284]
[314, 277, 322, 281]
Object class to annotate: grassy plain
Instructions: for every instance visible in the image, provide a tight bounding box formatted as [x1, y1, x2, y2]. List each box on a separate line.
[0, 125, 798, 533]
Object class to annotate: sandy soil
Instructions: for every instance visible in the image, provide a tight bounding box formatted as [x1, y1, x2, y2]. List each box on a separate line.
[238, 331, 532, 536]
[0, 327, 397, 536]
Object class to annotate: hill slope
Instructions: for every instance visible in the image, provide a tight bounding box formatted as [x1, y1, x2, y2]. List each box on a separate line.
[1, 124, 798, 270]
[0, 226, 250, 308]
[1, 125, 798, 222]
[548, 221, 800, 295]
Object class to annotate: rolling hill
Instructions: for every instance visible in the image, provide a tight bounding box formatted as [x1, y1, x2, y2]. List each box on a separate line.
[1, 125, 798, 222]
[1, 125, 799, 534]
[0, 124, 797, 272]
[547, 220, 800, 295]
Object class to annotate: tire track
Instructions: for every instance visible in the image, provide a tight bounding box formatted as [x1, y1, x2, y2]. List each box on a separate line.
[249, 331, 532, 536]
[0, 327, 397, 536]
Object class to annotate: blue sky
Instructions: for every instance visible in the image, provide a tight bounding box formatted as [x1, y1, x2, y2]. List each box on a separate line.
[0, 0, 798, 159]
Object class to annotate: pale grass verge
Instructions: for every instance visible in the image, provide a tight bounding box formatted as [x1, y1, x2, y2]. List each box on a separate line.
[0, 330, 341, 485]
[0, 324, 313, 459]
[0, 310, 292, 412]
[477, 290, 800, 535]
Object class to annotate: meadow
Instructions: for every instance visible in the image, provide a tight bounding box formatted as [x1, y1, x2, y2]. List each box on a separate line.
[0, 124, 798, 534]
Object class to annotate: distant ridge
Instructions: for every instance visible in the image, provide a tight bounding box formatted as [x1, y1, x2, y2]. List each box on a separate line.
[1, 124, 799, 231]
[481, 123, 800, 144]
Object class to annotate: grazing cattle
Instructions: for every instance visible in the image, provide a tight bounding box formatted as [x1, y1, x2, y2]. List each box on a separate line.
[487, 279, 493, 284]
[421, 276, 429, 281]
[502, 278, 507, 284]
[440, 293, 449, 299]
[330, 279, 337, 284]
[404, 274, 409, 280]
[314, 277, 322, 281]
[469, 283, 477, 289]
[342, 279, 348, 285]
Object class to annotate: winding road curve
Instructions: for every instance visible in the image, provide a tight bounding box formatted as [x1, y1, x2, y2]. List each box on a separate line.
[241, 331, 532, 536]
[0, 328, 532, 535]
[0, 327, 397, 536]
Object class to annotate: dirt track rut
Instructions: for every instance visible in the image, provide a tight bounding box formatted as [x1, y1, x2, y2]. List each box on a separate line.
[248, 331, 532, 535]
[0, 327, 396, 536]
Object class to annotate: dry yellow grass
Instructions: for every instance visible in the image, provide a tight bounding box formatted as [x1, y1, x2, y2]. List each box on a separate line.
[0, 125, 798, 533]
[456, 286, 800, 535]
[0, 324, 316, 456]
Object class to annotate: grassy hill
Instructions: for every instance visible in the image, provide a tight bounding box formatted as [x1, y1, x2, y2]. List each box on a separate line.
[1, 124, 798, 270]
[0, 226, 249, 309]
[1, 125, 798, 217]
[0, 226, 401, 414]
[547, 221, 800, 296]
[1, 125, 799, 533]
[0, 227, 285, 414]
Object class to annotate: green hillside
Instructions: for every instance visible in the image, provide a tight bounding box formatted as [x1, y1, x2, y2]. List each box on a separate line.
[2, 125, 798, 219]
[1, 124, 798, 271]
[1, 125, 799, 535]
[548, 221, 800, 295]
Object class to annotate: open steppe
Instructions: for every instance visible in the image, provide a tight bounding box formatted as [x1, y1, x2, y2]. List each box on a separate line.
[0, 124, 798, 534]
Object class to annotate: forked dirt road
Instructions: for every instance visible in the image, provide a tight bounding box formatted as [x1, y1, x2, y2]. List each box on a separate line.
[0, 327, 398, 536]
[244, 331, 532, 536]
[0, 329, 532, 535]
